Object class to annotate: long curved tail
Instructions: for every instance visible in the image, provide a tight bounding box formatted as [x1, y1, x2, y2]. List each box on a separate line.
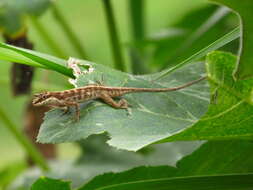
[123, 76, 207, 93]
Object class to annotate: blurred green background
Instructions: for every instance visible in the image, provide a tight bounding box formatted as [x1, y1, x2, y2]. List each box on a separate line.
[0, 0, 207, 169]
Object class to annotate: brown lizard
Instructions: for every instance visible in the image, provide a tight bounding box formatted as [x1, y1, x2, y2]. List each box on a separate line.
[32, 76, 206, 121]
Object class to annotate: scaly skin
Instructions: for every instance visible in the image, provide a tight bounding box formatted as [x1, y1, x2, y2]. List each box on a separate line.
[32, 76, 206, 121]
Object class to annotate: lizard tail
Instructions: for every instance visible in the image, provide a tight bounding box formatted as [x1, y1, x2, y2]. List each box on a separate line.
[124, 76, 207, 93]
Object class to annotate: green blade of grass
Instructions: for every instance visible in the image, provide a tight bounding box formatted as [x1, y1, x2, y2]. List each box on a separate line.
[51, 3, 89, 60]
[129, 0, 147, 74]
[155, 26, 240, 80]
[129, 0, 145, 41]
[0, 42, 74, 78]
[102, 0, 127, 72]
[29, 16, 66, 59]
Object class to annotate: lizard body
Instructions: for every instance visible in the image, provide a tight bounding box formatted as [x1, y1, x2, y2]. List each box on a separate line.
[32, 76, 206, 121]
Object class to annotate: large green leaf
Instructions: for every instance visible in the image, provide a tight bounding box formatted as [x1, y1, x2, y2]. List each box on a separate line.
[80, 169, 253, 190]
[210, 0, 253, 79]
[12, 137, 201, 189]
[34, 170, 253, 190]
[160, 51, 253, 143]
[37, 59, 209, 151]
[79, 140, 253, 190]
[176, 140, 253, 176]
[22, 138, 253, 189]
[13, 139, 253, 189]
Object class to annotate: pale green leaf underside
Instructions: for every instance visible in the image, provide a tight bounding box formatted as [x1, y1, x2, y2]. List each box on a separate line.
[38, 61, 209, 151]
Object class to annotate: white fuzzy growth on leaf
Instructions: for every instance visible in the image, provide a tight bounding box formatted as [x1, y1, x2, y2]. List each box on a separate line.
[67, 57, 94, 87]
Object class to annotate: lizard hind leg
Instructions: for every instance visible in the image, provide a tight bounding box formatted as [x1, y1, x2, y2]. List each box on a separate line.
[100, 94, 129, 109]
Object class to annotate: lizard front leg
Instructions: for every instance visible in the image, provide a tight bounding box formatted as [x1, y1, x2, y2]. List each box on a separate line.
[47, 100, 80, 121]
[100, 94, 128, 109]
[63, 101, 80, 121]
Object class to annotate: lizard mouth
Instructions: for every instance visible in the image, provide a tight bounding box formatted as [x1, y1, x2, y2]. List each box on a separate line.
[32, 97, 42, 105]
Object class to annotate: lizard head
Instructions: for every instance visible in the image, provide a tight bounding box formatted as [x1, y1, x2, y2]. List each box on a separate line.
[32, 92, 50, 106]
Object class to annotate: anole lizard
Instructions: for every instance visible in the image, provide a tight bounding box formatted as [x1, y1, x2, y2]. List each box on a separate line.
[32, 76, 206, 121]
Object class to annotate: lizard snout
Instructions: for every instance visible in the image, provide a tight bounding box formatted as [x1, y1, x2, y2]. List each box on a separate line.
[32, 97, 41, 105]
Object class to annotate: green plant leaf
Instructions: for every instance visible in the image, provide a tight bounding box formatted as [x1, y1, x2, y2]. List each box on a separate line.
[80, 168, 253, 190]
[176, 140, 253, 176]
[210, 0, 253, 79]
[80, 140, 253, 190]
[30, 177, 71, 190]
[160, 51, 253, 143]
[37, 58, 209, 151]
[10, 136, 202, 189]
[15, 140, 253, 189]
[0, 0, 50, 36]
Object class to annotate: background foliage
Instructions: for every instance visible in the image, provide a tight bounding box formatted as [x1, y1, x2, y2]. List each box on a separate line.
[0, 0, 252, 189]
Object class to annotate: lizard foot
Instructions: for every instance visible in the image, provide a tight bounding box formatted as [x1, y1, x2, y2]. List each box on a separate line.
[118, 99, 129, 109]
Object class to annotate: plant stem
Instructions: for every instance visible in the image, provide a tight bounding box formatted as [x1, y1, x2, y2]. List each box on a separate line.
[51, 4, 88, 59]
[0, 108, 49, 171]
[29, 16, 66, 58]
[129, 0, 147, 74]
[102, 0, 127, 72]
[129, 0, 145, 42]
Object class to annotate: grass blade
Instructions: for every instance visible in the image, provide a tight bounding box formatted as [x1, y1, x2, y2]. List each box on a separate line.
[155, 26, 240, 80]
[102, 0, 127, 72]
[29, 16, 66, 58]
[0, 42, 74, 78]
[51, 3, 89, 59]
